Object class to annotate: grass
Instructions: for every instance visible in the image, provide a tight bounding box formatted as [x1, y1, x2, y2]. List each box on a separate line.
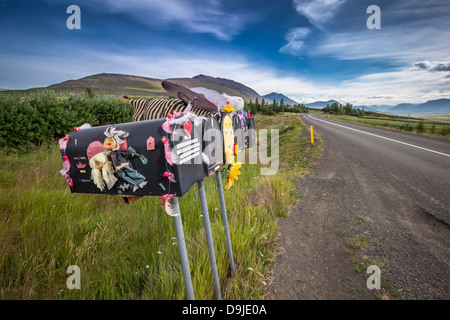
[342, 212, 401, 299]
[0, 113, 318, 300]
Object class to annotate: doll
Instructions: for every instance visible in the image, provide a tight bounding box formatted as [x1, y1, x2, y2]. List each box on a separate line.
[103, 126, 148, 192]
[89, 151, 118, 191]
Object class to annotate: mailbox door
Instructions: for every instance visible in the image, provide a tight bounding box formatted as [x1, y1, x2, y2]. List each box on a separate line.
[170, 118, 206, 195]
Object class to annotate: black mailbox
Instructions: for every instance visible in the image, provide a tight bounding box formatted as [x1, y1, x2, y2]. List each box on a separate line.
[202, 115, 224, 176]
[247, 115, 256, 148]
[60, 118, 206, 197]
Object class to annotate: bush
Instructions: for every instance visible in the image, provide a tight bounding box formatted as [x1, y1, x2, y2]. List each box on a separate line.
[0, 90, 133, 151]
[416, 121, 425, 133]
[441, 126, 450, 136]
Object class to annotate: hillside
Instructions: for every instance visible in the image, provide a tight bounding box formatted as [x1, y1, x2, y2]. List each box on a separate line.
[47, 73, 164, 97]
[26, 73, 266, 102]
[263, 92, 299, 106]
[169, 74, 263, 102]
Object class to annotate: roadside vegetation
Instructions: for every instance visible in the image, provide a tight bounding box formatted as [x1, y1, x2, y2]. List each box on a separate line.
[245, 98, 321, 115]
[0, 91, 321, 299]
[0, 90, 133, 151]
[321, 102, 450, 138]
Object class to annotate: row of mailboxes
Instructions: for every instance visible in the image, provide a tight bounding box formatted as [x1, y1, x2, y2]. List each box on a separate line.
[61, 112, 255, 197]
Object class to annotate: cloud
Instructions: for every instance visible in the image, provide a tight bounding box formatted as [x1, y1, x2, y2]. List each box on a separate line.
[73, 0, 251, 40]
[286, 0, 450, 63]
[279, 27, 310, 55]
[293, 0, 346, 29]
[413, 61, 450, 72]
[2, 46, 449, 106]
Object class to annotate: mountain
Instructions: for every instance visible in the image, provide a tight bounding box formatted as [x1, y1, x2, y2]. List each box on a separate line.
[262, 92, 299, 106]
[168, 74, 262, 102]
[35, 73, 265, 102]
[388, 99, 450, 114]
[305, 100, 339, 109]
[355, 105, 394, 112]
[47, 73, 165, 97]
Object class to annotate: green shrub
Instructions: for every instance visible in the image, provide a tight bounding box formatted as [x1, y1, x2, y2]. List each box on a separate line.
[416, 121, 425, 133]
[0, 91, 133, 151]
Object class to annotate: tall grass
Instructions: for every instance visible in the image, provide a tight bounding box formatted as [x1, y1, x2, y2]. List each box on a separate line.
[0, 114, 318, 299]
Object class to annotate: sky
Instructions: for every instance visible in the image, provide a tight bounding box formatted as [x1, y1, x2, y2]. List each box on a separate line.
[0, 0, 449, 106]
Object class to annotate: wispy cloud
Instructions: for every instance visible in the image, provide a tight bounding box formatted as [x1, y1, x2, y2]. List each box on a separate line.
[76, 0, 251, 40]
[293, 0, 346, 29]
[285, 0, 450, 63]
[279, 27, 310, 56]
[2, 45, 449, 106]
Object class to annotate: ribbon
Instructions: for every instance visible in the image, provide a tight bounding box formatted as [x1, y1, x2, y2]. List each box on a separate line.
[159, 194, 179, 216]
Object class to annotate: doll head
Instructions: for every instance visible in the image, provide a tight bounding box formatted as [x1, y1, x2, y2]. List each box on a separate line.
[103, 137, 116, 150]
[222, 93, 244, 111]
[104, 126, 129, 151]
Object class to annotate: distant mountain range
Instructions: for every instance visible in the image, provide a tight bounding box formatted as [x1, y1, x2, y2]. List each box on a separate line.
[304, 100, 339, 109]
[305, 99, 450, 114]
[3, 73, 449, 114]
[355, 99, 450, 114]
[262, 92, 299, 106]
[387, 99, 450, 114]
[15, 73, 265, 102]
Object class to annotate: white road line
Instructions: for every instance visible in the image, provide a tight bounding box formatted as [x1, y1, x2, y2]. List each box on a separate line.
[308, 114, 450, 158]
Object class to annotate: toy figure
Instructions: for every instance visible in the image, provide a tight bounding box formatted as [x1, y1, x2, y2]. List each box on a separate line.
[103, 126, 148, 192]
[89, 151, 118, 191]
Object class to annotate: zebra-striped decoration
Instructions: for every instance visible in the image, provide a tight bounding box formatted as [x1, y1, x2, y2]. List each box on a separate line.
[130, 98, 212, 122]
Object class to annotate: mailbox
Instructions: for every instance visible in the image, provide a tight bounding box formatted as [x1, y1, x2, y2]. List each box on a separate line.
[60, 118, 206, 197]
[247, 115, 256, 148]
[219, 113, 236, 165]
[232, 114, 247, 154]
[202, 115, 224, 176]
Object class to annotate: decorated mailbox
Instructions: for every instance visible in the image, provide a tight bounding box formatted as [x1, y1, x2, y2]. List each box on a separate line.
[59, 117, 206, 198]
[59, 80, 254, 300]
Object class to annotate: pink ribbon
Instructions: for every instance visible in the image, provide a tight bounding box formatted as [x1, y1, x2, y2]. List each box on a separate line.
[159, 194, 178, 216]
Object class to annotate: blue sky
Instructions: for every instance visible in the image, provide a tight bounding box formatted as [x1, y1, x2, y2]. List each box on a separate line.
[1, 0, 449, 106]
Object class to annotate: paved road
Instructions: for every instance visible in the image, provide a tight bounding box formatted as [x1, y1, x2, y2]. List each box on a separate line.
[306, 114, 450, 225]
[268, 114, 450, 299]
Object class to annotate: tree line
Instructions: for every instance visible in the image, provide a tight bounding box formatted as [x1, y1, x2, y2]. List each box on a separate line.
[322, 102, 366, 116]
[245, 98, 310, 115]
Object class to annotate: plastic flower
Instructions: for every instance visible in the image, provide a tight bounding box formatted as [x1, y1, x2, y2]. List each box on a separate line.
[225, 162, 242, 189]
